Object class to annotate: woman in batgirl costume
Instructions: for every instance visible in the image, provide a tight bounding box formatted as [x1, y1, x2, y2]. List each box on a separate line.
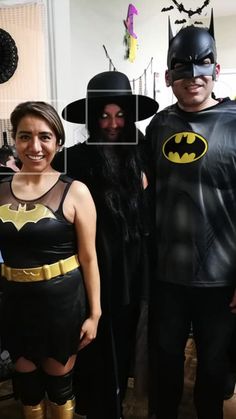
[0, 101, 101, 419]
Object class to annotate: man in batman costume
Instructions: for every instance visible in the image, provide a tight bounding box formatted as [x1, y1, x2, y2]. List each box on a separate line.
[146, 11, 236, 419]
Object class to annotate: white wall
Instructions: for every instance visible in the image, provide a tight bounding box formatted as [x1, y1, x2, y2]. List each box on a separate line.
[200, 14, 236, 100]
[51, 0, 236, 145]
[215, 15, 236, 68]
[47, 0, 71, 112]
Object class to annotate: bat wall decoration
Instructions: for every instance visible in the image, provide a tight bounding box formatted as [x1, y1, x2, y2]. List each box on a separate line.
[161, 6, 174, 12]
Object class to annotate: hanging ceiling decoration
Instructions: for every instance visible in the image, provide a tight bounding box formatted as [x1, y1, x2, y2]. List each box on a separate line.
[0, 28, 18, 84]
[161, 0, 211, 24]
[103, 45, 154, 98]
[123, 3, 138, 62]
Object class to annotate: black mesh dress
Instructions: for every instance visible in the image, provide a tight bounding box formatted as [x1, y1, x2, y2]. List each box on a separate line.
[0, 175, 86, 365]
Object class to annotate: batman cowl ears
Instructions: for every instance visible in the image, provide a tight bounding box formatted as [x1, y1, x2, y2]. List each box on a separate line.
[167, 9, 217, 71]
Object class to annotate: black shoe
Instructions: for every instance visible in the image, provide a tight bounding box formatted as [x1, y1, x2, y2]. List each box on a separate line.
[224, 372, 236, 400]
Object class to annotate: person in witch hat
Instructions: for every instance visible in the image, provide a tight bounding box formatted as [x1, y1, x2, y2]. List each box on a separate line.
[53, 70, 158, 419]
[146, 10, 236, 419]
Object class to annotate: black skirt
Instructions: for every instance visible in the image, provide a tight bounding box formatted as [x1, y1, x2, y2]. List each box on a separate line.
[0, 268, 87, 365]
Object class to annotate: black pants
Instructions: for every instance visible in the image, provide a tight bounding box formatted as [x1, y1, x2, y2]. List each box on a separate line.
[227, 322, 236, 373]
[149, 283, 235, 419]
[74, 303, 140, 419]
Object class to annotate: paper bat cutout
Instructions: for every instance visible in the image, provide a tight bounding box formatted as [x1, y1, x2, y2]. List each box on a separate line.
[175, 19, 187, 24]
[161, 6, 174, 12]
[163, 0, 210, 18]
[0, 203, 56, 231]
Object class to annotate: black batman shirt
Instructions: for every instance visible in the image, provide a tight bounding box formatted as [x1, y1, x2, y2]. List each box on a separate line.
[146, 98, 236, 287]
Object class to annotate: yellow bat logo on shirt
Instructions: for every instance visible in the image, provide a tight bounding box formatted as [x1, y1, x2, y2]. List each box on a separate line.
[163, 132, 208, 163]
[0, 203, 56, 231]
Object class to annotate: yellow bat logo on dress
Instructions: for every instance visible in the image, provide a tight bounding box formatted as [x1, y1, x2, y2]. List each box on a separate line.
[163, 132, 208, 163]
[0, 203, 56, 231]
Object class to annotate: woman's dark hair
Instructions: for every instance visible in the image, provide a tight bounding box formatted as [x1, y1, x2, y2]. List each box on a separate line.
[86, 100, 146, 240]
[10, 101, 65, 146]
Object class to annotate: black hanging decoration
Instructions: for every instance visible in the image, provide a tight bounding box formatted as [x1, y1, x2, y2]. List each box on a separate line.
[144, 69, 147, 95]
[103, 45, 117, 71]
[102, 45, 154, 95]
[175, 19, 186, 24]
[0, 29, 18, 83]
[153, 72, 160, 102]
[161, 6, 174, 12]
[132, 79, 135, 91]
[162, 0, 211, 25]
[138, 76, 142, 94]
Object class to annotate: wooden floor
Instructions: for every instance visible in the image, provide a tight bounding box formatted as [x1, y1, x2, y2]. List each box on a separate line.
[0, 339, 236, 418]
[0, 382, 236, 419]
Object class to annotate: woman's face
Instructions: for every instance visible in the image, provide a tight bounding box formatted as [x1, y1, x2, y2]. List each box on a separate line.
[14, 114, 59, 173]
[98, 103, 125, 142]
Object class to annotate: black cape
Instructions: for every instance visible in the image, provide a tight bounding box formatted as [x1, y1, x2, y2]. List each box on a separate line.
[53, 142, 152, 417]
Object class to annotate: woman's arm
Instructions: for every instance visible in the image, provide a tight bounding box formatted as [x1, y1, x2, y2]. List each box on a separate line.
[64, 181, 101, 349]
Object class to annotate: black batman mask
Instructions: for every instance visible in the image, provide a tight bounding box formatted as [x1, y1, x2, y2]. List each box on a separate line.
[167, 12, 217, 84]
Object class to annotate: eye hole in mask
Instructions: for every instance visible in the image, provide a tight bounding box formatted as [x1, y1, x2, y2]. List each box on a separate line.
[173, 56, 212, 71]
[169, 55, 216, 83]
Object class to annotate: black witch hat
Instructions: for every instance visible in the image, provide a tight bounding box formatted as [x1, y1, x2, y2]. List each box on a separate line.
[62, 71, 159, 124]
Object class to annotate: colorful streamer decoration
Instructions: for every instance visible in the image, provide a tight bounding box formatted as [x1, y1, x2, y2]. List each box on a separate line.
[124, 4, 138, 62]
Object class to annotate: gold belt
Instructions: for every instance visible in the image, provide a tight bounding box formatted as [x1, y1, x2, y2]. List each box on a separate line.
[1, 255, 80, 282]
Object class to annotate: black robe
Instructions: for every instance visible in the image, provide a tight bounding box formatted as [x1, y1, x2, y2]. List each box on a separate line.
[53, 142, 152, 418]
